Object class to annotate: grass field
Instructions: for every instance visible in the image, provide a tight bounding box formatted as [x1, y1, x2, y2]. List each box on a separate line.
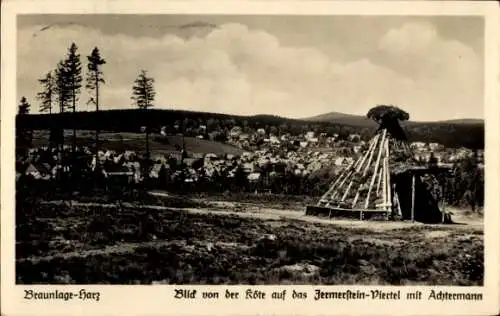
[16, 194, 483, 285]
[31, 130, 246, 156]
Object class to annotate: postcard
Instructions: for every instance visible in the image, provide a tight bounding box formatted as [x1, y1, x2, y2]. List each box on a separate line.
[2, 1, 499, 315]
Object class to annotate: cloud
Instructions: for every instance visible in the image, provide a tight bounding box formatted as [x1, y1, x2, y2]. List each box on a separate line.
[17, 20, 483, 121]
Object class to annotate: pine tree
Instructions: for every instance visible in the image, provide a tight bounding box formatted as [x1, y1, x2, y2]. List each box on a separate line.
[18, 96, 30, 115]
[54, 61, 71, 154]
[131, 70, 156, 110]
[54, 61, 71, 113]
[86, 47, 106, 157]
[131, 70, 156, 179]
[63, 43, 83, 154]
[17, 97, 32, 152]
[37, 71, 55, 114]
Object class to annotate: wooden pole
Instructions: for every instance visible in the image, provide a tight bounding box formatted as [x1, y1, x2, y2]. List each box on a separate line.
[341, 180, 354, 202]
[394, 188, 402, 217]
[318, 157, 359, 205]
[364, 129, 386, 209]
[382, 157, 387, 209]
[385, 139, 392, 212]
[359, 134, 379, 173]
[351, 137, 379, 207]
[441, 182, 446, 224]
[376, 164, 384, 195]
[411, 174, 416, 222]
[362, 134, 379, 176]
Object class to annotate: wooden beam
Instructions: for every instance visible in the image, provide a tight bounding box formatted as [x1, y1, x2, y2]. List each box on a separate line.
[441, 182, 446, 224]
[376, 163, 384, 195]
[393, 187, 402, 218]
[317, 153, 361, 206]
[382, 157, 387, 209]
[385, 138, 392, 212]
[411, 174, 416, 222]
[350, 134, 380, 208]
[358, 134, 376, 177]
[341, 180, 354, 202]
[351, 191, 360, 208]
[364, 129, 386, 209]
[360, 134, 379, 174]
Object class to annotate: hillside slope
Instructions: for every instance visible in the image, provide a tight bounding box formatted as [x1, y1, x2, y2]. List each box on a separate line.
[31, 130, 245, 156]
[17, 109, 484, 149]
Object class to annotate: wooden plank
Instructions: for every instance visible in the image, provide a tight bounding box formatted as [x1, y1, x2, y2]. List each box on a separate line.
[364, 129, 386, 209]
[411, 175, 416, 222]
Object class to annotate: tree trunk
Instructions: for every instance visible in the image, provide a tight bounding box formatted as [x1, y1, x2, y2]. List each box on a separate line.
[95, 73, 100, 162]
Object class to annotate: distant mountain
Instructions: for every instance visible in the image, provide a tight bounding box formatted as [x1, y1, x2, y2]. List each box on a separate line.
[434, 118, 484, 125]
[304, 111, 484, 126]
[303, 112, 374, 127]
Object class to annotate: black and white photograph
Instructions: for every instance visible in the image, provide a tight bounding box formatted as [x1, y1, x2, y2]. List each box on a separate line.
[14, 12, 487, 287]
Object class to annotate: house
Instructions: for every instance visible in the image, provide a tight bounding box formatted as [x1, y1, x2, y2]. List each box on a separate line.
[229, 126, 242, 138]
[25, 163, 51, 180]
[270, 136, 280, 145]
[257, 128, 266, 135]
[205, 153, 218, 160]
[411, 142, 426, 149]
[305, 131, 315, 140]
[348, 134, 361, 142]
[429, 142, 444, 151]
[247, 172, 261, 182]
[150, 163, 166, 179]
[239, 133, 250, 141]
[299, 141, 308, 148]
[334, 157, 345, 166]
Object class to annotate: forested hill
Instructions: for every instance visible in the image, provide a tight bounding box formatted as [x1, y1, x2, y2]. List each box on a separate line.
[16, 109, 484, 149]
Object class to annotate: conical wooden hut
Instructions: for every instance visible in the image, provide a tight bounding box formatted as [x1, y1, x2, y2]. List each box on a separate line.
[305, 105, 451, 223]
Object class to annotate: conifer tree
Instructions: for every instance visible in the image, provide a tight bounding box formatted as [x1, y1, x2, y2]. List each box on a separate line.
[37, 71, 55, 114]
[18, 96, 30, 115]
[131, 70, 156, 178]
[86, 47, 106, 157]
[54, 61, 71, 154]
[63, 43, 83, 154]
[16, 97, 32, 152]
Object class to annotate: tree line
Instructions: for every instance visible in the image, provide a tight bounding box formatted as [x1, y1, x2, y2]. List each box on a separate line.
[17, 43, 157, 159]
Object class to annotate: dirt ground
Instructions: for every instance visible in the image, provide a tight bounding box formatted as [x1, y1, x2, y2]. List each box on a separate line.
[16, 194, 484, 285]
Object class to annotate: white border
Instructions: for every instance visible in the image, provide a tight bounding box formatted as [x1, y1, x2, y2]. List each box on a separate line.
[2, 1, 499, 315]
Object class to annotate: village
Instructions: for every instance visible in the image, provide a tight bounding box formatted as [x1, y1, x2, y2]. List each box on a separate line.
[17, 125, 483, 195]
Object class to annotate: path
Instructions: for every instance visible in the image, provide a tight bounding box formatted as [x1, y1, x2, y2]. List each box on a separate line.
[40, 195, 483, 233]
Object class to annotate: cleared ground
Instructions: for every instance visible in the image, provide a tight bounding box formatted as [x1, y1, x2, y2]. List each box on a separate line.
[16, 194, 483, 285]
[31, 130, 246, 156]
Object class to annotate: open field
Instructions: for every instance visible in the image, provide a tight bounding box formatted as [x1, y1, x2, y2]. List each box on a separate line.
[31, 130, 246, 156]
[16, 195, 483, 285]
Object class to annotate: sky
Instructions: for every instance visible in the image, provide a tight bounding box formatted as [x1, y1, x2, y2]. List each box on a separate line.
[17, 14, 484, 121]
